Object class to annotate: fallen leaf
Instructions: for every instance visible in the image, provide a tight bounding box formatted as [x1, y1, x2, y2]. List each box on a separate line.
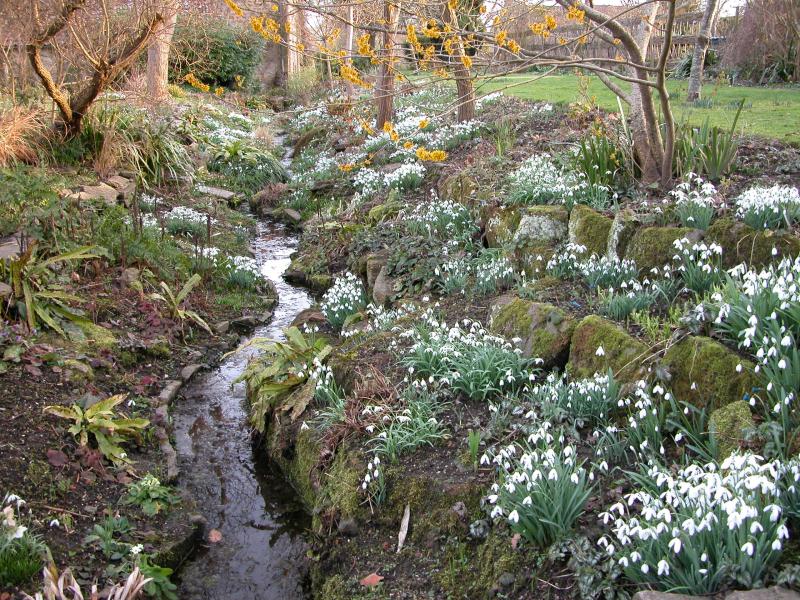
[511, 533, 521, 550]
[360, 572, 384, 587]
[47, 449, 69, 468]
[397, 504, 410, 553]
[208, 529, 223, 543]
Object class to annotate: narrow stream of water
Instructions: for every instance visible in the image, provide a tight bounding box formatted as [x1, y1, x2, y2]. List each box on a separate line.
[173, 218, 313, 599]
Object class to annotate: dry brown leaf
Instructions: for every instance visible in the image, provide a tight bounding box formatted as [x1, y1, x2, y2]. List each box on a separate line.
[359, 572, 384, 587]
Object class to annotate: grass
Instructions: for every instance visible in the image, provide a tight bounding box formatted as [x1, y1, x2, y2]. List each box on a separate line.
[476, 73, 800, 142]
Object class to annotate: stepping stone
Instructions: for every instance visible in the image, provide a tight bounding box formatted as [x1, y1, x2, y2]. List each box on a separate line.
[196, 185, 236, 201]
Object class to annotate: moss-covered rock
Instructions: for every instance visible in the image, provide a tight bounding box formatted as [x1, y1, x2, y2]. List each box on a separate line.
[705, 217, 800, 269]
[483, 206, 522, 248]
[489, 296, 576, 368]
[662, 336, 756, 409]
[709, 400, 755, 458]
[64, 320, 118, 350]
[663, 336, 757, 411]
[438, 171, 477, 205]
[569, 205, 613, 256]
[567, 315, 649, 382]
[607, 209, 639, 259]
[625, 226, 703, 272]
[366, 193, 403, 225]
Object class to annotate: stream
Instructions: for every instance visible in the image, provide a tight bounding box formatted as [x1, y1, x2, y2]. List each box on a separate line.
[173, 217, 313, 599]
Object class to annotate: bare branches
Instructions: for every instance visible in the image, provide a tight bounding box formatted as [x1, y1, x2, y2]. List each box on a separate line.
[27, 0, 164, 135]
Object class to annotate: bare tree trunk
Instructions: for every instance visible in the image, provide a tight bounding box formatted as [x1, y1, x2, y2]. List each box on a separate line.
[146, 0, 178, 103]
[626, 3, 663, 184]
[375, 1, 400, 129]
[344, 3, 354, 97]
[454, 66, 475, 122]
[445, 3, 475, 122]
[687, 0, 719, 101]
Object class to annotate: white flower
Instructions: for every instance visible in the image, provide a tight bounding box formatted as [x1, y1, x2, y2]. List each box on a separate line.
[595, 346, 605, 357]
[130, 544, 144, 556]
[49, 519, 60, 528]
[741, 542, 754, 557]
[657, 560, 670, 576]
[508, 510, 520, 524]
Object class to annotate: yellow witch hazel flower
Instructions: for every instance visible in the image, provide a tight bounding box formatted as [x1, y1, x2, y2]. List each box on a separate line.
[224, 0, 243, 17]
[416, 148, 447, 162]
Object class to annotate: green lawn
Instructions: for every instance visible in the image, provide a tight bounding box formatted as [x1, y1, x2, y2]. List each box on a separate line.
[476, 74, 800, 142]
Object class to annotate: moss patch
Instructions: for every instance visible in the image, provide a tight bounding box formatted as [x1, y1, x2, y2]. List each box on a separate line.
[569, 205, 613, 256]
[567, 315, 649, 382]
[709, 400, 755, 458]
[662, 336, 758, 411]
[436, 532, 525, 598]
[705, 217, 800, 269]
[625, 226, 702, 272]
[489, 296, 576, 368]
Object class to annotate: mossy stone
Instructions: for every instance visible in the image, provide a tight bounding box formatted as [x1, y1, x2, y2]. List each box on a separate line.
[489, 296, 576, 368]
[567, 315, 649, 382]
[64, 320, 117, 350]
[366, 196, 402, 224]
[438, 171, 477, 205]
[625, 226, 703, 272]
[483, 206, 522, 248]
[569, 205, 613, 256]
[705, 217, 800, 269]
[709, 400, 755, 458]
[64, 358, 94, 383]
[662, 336, 757, 411]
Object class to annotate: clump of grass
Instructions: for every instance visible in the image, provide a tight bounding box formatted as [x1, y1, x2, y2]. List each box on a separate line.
[0, 107, 45, 167]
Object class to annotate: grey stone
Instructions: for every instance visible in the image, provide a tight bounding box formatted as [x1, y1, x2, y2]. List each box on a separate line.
[337, 517, 359, 537]
[106, 175, 131, 190]
[366, 253, 388, 288]
[120, 267, 140, 288]
[158, 380, 183, 405]
[606, 209, 639, 260]
[497, 573, 515, 588]
[214, 321, 230, 335]
[512, 207, 568, 247]
[180, 364, 204, 382]
[372, 265, 394, 306]
[197, 185, 235, 201]
[0, 237, 21, 260]
[726, 587, 800, 600]
[0, 281, 12, 299]
[632, 593, 696, 600]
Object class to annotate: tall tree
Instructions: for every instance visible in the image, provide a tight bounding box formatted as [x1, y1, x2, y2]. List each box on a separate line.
[687, 0, 719, 101]
[375, 0, 400, 129]
[146, 0, 178, 102]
